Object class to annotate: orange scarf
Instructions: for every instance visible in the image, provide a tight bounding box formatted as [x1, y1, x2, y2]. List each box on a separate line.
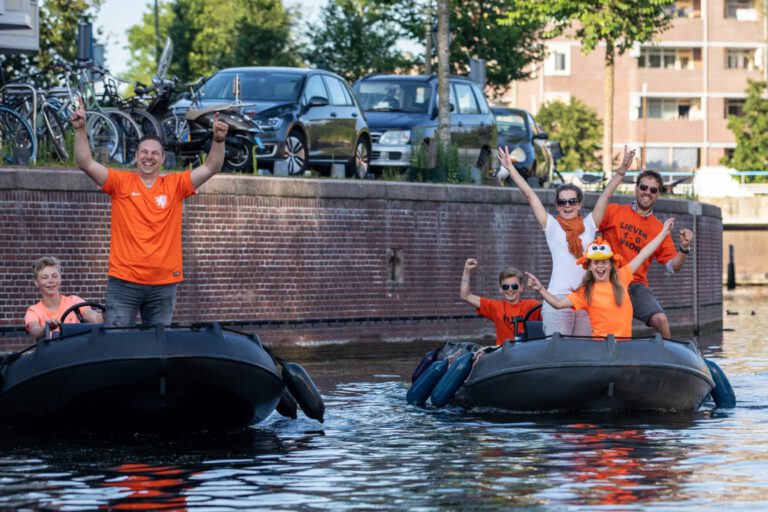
[556, 215, 586, 259]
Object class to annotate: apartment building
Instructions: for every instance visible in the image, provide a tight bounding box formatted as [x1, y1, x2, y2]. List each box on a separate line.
[500, 0, 768, 171]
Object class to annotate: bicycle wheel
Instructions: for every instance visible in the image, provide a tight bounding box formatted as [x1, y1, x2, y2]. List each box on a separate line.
[0, 105, 37, 164]
[41, 103, 69, 161]
[125, 107, 164, 144]
[105, 108, 143, 165]
[85, 109, 120, 163]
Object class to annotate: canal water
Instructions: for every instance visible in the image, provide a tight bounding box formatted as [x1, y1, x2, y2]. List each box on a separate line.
[0, 288, 766, 510]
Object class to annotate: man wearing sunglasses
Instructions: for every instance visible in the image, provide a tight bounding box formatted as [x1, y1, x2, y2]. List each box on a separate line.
[598, 170, 694, 338]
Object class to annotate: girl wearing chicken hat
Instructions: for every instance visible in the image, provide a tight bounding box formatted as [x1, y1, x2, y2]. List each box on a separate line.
[525, 218, 675, 338]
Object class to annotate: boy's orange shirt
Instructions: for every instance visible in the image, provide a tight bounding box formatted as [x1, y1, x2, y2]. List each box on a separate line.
[598, 203, 677, 287]
[477, 298, 542, 345]
[25, 294, 85, 332]
[102, 169, 196, 285]
[567, 265, 634, 337]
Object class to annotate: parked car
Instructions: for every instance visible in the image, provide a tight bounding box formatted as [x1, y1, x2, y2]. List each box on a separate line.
[171, 67, 371, 177]
[492, 106, 562, 187]
[352, 74, 497, 174]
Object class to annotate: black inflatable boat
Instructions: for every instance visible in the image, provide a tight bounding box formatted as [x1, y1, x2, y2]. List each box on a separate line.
[408, 334, 735, 413]
[0, 321, 306, 432]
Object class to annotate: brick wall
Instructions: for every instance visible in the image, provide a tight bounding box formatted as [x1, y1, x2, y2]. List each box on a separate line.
[0, 168, 723, 351]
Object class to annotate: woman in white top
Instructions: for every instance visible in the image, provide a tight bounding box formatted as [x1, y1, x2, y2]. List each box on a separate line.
[497, 146, 634, 336]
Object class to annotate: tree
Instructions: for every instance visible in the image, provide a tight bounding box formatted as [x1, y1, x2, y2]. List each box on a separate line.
[536, 99, 602, 172]
[723, 80, 768, 172]
[450, 0, 546, 91]
[503, 1, 674, 175]
[301, 0, 414, 82]
[434, 0, 450, 165]
[164, 0, 296, 82]
[124, 1, 175, 85]
[0, 0, 103, 83]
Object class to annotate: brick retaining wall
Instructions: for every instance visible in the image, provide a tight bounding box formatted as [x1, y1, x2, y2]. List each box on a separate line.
[0, 168, 723, 351]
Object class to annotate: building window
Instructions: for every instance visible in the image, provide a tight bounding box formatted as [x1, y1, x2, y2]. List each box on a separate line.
[674, 0, 701, 18]
[726, 49, 760, 70]
[544, 46, 570, 76]
[646, 147, 700, 170]
[725, 0, 757, 19]
[638, 48, 696, 70]
[640, 98, 703, 120]
[725, 99, 746, 117]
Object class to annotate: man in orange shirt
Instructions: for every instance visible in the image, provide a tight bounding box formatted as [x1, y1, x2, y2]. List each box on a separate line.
[71, 98, 229, 327]
[460, 258, 542, 345]
[598, 170, 694, 338]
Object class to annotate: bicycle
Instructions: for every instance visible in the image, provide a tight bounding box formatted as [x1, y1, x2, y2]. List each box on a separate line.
[0, 102, 36, 164]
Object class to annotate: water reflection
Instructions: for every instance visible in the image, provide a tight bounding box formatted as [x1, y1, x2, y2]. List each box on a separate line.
[1, 289, 768, 509]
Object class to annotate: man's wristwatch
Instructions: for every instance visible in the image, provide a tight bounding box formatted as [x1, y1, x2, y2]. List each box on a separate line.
[678, 245, 692, 254]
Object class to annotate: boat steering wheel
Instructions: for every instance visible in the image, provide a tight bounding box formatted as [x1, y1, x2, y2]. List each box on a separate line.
[513, 303, 543, 341]
[60, 301, 106, 324]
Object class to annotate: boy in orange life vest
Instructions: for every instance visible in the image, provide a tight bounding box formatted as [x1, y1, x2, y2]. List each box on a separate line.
[525, 218, 675, 338]
[25, 256, 103, 340]
[460, 258, 542, 345]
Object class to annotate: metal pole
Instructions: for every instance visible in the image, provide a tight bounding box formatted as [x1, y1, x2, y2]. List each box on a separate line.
[155, 0, 161, 65]
[727, 244, 737, 290]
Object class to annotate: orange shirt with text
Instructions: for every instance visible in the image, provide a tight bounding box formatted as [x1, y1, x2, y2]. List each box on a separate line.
[102, 169, 195, 285]
[477, 297, 542, 345]
[567, 265, 634, 337]
[598, 203, 677, 287]
[25, 294, 86, 332]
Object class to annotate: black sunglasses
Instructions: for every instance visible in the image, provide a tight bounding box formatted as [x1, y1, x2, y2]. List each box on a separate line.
[501, 283, 520, 291]
[557, 198, 580, 206]
[638, 183, 660, 194]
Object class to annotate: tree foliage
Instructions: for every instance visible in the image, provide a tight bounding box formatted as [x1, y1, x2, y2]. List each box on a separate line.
[449, 0, 545, 91]
[536, 99, 602, 172]
[161, 0, 295, 82]
[301, 0, 415, 83]
[723, 80, 768, 171]
[0, 0, 103, 83]
[124, 1, 175, 85]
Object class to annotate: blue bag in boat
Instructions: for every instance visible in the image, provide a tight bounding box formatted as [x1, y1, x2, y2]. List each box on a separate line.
[406, 359, 448, 406]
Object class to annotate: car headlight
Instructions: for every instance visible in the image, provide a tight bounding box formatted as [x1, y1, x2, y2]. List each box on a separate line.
[378, 130, 410, 145]
[253, 117, 283, 130]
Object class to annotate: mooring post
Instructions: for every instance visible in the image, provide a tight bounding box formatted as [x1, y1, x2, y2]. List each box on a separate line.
[727, 244, 737, 290]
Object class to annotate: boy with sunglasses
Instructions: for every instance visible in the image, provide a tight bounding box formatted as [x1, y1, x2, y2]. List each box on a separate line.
[598, 170, 694, 338]
[460, 258, 542, 345]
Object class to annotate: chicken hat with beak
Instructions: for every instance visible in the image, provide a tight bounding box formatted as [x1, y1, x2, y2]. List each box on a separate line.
[576, 237, 624, 269]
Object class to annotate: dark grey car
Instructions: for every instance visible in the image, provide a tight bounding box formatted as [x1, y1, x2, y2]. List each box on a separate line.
[175, 67, 371, 177]
[352, 74, 497, 174]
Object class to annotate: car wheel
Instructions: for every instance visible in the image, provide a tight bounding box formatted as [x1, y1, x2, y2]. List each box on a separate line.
[283, 131, 307, 175]
[346, 136, 371, 179]
[223, 136, 252, 172]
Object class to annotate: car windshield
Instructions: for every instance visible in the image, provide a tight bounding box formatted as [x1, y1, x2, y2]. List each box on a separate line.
[354, 80, 431, 113]
[495, 112, 529, 138]
[200, 71, 304, 102]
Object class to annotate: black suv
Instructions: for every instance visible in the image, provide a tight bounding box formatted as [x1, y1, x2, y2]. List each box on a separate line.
[492, 106, 562, 187]
[174, 67, 371, 177]
[352, 74, 497, 174]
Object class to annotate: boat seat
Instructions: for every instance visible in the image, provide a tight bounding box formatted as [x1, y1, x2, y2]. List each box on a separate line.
[524, 320, 545, 340]
[58, 323, 103, 338]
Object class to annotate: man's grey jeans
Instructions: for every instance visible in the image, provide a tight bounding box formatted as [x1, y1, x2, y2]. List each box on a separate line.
[105, 276, 177, 327]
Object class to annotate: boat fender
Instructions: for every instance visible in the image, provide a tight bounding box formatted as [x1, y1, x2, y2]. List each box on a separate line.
[282, 363, 325, 423]
[705, 359, 736, 408]
[430, 352, 475, 407]
[276, 388, 298, 419]
[411, 348, 439, 383]
[406, 359, 448, 406]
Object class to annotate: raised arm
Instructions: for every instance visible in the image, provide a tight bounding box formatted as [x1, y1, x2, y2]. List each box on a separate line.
[525, 272, 573, 310]
[669, 227, 694, 272]
[497, 146, 548, 228]
[460, 258, 482, 308]
[71, 96, 108, 186]
[630, 218, 675, 273]
[190, 112, 229, 189]
[592, 145, 635, 226]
